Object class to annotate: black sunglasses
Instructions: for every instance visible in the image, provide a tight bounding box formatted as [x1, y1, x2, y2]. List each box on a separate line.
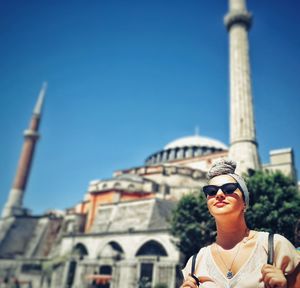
[202, 182, 240, 197]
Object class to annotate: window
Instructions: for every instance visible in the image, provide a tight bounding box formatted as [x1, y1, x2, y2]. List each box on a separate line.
[99, 265, 112, 275]
[73, 243, 88, 260]
[138, 263, 153, 288]
[114, 182, 121, 188]
[128, 184, 135, 191]
[66, 260, 77, 287]
[136, 240, 168, 257]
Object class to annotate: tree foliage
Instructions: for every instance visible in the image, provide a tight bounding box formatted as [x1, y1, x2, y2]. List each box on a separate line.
[245, 170, 300, 243]
[170, 170, 300, 262]
[170, 192, 216, 263]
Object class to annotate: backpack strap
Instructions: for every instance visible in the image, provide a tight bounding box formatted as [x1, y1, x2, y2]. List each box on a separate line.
[190, 254, 200, 286]
[191, 253, 197, 275]
[267, 233, 274, 265]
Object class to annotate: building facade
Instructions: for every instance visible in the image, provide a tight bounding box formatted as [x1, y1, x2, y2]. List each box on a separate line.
[0, 1, 298, 287]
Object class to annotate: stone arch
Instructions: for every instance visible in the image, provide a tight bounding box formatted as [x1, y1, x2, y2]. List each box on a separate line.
[128, 184, 135, 191]
[176, 148, 184, 159]
[135, 240, 168, 257]
[66, 243, 89, 286]
[169, 149, 176, 160]
[135, 240, 169, 288]
[72, 242, 89, 259]
[113, 182, 121, 189]
[194, 147, 202, 156]
[98, 241, 124, 261]
[174, 148, 180, 159]
[182, 146, 188, 158]
[155, 152, 162, 163]
[151, 155, 156, 164]
[162, 150, 168, 162]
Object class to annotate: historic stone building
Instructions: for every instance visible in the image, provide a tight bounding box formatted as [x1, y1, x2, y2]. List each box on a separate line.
[0, 1, 298, 287]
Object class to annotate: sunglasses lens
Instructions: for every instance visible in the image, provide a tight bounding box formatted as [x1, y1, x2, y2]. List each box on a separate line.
[203, 183, 239, 197]
[203, 185, 218, 196]
[222, 183, 238, 194]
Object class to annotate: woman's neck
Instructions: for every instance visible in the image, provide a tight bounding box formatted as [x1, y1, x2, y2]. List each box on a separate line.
[215, 216, 249, 249]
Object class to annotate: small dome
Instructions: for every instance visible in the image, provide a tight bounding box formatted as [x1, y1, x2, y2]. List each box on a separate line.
[164, 135, 228, 150]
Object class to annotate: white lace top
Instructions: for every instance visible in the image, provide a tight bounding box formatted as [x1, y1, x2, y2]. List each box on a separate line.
[182, 232, 300, 288]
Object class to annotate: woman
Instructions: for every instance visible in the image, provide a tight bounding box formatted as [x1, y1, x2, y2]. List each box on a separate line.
[181, 159, 300, 288]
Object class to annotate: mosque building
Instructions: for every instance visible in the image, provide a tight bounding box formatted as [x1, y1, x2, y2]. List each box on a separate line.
[0, 0, 298, 287]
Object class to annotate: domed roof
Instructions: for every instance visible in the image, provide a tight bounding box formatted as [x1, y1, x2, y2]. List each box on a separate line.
[164, 135, 228, 150]
[144, 134, 228, 166]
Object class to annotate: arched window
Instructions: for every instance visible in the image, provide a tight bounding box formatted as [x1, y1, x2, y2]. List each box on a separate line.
[135, 240, 168, 257]
[99, 241, 124, 261]
[136, 240, 167, 288]
[109, 241, 123, 254]
[169, 149, 176, 160]
[113, 182, 121, 189]
[73, 243, 88, 260]
[128, 184, 135, 191]
[202, 147, 209, 155]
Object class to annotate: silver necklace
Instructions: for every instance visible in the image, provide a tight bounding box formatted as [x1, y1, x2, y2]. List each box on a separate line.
[215, 229, 251, 279]
[215, 229, 250, 279]
[215, 240, 242, 279]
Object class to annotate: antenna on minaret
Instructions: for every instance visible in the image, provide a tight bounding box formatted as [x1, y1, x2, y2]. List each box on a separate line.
[1, 83, 47, 218]
[195, 126, 200, 136]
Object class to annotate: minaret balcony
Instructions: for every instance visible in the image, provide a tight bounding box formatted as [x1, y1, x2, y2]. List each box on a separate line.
[224, 10, 252, 30]
[24, 129, 40, 139]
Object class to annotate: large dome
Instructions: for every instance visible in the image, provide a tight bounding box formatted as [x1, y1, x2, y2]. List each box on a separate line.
[145, 134, 228, 166]
[164, 135, 227, 150]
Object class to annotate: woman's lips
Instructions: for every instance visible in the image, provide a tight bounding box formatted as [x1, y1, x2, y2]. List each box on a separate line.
[214, 202, 228, 207]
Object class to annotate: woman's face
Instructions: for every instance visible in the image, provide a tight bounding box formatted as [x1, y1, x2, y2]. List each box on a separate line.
[206, 174, 245, 218]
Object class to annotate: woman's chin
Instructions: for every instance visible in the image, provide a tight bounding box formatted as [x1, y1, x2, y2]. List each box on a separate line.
[210, 206, 235, 216]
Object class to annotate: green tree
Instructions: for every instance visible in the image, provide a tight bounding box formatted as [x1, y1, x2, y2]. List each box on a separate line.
[245, 170, 300, 243]
[170, 170, 300, 262]
[170, 192, 216, 263]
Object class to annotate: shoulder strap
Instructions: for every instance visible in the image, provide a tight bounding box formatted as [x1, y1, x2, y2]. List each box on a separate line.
[191, 253, 197, 274]
[267, 233, 274, 265]
[190, 253, 200, 286]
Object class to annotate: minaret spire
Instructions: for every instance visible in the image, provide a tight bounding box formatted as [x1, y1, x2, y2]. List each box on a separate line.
[33, 82, 47, 116]
[225, 0, 261, 174]
[2, 83, 47, 218]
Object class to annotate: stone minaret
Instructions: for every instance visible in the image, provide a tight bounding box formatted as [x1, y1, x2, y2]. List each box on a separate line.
[2, 83, 47, 218]
[225, 0, 261, 174]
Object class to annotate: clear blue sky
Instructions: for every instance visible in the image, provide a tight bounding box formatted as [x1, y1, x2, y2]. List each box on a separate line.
[0, 0, 299, 214]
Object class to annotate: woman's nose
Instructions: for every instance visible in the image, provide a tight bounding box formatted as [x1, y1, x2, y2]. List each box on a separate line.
[215, 188, 225, 199]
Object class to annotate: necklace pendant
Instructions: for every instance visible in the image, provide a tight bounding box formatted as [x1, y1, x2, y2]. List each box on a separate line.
[226, 271, 233, 279]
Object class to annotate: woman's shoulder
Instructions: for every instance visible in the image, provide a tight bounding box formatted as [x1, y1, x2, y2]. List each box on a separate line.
[181, 245, 212, 279]
[190, 244, 212, 259]
[256, 230, 300, 273]
[184, 245, 211, 268]
[255, 230, 297, 248]
[273, 233, 300, 273]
